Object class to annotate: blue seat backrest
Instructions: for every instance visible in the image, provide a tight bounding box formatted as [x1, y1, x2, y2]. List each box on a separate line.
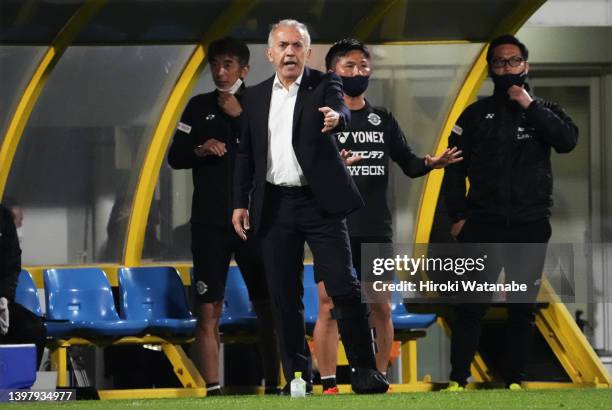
[389, 282, 437, 329]
[15, 270, 42, 316]
[391, 300, 409, 315]
[223, 266, 253, 317]
[390, 285, 406, 313]
[118, 266, 192, 320]
[44, 268, 120, 321]
[303, 265, 318, 323]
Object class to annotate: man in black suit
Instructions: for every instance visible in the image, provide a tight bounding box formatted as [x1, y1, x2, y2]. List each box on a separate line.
[232, 19, 388, 394]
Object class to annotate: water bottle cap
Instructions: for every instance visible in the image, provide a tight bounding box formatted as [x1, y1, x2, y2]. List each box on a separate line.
[294, 371, 302, 378]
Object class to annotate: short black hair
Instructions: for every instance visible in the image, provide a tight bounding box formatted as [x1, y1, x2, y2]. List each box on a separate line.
[207, 36, 250, 67]
[486, 34, 529, 64]
[325, 38, 371, 71]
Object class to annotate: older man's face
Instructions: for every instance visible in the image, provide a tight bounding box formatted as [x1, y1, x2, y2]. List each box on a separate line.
[267, 25, 310, 85]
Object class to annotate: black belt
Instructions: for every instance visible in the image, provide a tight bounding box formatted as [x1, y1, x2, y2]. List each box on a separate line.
[266, 181, 311, 195]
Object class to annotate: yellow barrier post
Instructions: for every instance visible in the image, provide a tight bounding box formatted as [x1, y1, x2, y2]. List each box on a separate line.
[124, 0, 258, 266]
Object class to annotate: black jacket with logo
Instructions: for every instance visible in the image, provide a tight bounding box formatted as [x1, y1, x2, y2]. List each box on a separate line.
[334, 102, 430, 237]
[168, 88, 243, 227]
[443, 89, 578, 223]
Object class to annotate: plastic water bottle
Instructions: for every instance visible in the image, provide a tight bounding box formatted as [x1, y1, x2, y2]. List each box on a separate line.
[290, 371, 306, 398]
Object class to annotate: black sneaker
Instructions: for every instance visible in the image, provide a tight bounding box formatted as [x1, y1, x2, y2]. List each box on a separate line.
[350, 368, 389, 394]
[280, 381, 313, 396]
[206, 386, 223, 397]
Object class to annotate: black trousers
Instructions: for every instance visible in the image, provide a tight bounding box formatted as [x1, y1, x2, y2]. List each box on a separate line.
[450, 218, 551, 386]
[258, 183, 361, 382]
[0, 301, 46, 369]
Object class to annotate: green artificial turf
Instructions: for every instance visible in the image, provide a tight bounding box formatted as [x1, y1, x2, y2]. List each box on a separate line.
[3, 389, 611, 410]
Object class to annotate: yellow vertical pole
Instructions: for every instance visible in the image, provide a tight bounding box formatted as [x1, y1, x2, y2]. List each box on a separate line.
[412, 1, 547, 243]
[123, 0, 258, 266]
[409, 0, 551, 384]
[50, 344, 69, 387]
[400, 339, 418, 384]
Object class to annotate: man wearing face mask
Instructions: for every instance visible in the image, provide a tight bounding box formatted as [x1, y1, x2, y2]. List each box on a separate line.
[442, 34, 578, 390]
[168, 37, 279, 396]
[313, 39, 462, 394]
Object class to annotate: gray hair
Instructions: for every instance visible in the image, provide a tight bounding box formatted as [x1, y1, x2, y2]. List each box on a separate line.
[268, 19, 311, 49]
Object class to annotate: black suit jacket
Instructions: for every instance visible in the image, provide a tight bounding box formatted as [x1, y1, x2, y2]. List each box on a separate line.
[233, 67, 364, 232]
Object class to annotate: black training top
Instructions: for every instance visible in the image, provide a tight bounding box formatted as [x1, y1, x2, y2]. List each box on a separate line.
[332, 101, 430, 237]
[168, 87, 243, 227]
[443, 88, 578, 224]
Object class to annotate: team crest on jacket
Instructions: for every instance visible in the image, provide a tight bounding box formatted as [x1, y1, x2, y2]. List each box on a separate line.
[367, 113, 381, 126]
[196, 281, 208, 295]
[205, 113, 215, 120]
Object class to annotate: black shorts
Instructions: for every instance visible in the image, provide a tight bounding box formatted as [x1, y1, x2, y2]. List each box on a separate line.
[191, 223, 269, 304]
[313, 235, 392, 283]
[350, 235, 393, 277]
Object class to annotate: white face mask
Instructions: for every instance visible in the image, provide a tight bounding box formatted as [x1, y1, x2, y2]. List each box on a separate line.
[217, 78, 243, 95]
[16, 227, 23, 242]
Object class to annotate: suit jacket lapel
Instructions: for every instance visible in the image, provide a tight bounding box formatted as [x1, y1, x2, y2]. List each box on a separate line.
[292, 67, 312, 139]
[256, 75, 274, 153]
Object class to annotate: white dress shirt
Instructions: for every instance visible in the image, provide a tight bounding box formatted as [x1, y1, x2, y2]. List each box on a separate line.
[266, 73, 308, 186]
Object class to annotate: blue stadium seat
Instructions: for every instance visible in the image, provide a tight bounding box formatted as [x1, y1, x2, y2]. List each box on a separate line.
[14, 269, 73, 337]
[44, 268, 147, 338]
[219, 266, 258, 332]
[387, 278, 436, 330]
[118, 266, 196, 335]
[391, 300, 437, 330]
[15, 269, 42, 316]
[0, 344, 37, 390]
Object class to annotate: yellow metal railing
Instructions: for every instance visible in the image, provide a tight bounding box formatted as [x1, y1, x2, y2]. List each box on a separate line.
[0, 0, 107, 199]
[123, 0, 258, 265]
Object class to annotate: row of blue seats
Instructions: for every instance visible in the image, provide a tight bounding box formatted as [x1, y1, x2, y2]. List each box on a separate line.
[15, 265, 435, 339]
[16, 267, 197, 338]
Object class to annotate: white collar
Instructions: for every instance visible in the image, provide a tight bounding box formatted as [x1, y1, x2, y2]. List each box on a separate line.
[273, 72, 303, 90]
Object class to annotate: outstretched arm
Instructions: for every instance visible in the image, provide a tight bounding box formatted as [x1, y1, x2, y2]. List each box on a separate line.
[321, 72, 351, 133]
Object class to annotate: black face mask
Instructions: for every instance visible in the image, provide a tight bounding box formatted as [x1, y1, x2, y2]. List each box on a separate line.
[341, 75, 369, 97]
[491, 71, 527, 94]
